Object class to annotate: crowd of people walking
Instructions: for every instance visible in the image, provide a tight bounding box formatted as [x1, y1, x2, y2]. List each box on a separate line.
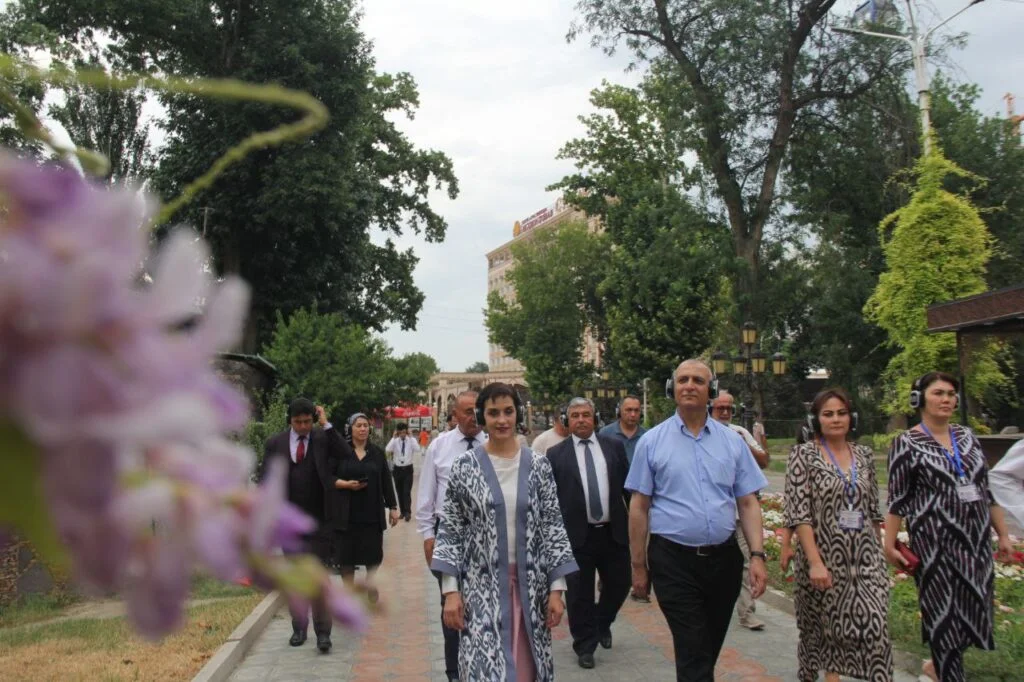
[258, 361, 1022, 681]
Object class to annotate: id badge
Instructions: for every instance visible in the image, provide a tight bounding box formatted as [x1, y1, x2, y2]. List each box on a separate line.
[957, 484, 982, 503]
[838, 509, 864, 531]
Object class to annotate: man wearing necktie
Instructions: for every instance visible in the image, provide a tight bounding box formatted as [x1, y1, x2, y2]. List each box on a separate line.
[546, 397, 631, 670]
[259, 397, 349, 653]
[385, 423, 419, 521]
[415, 391, 486, 682]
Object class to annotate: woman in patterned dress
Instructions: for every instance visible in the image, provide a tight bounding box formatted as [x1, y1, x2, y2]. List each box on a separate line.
[885, 372, 1013, 681]
[431, 382, 578, 681]
[784, 387, 893, 682]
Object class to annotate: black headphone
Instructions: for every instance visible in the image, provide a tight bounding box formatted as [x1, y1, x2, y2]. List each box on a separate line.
[665, 369, 719, 401]
[561, 400, 601, 428]
[615, 395, 640, 419]
[909, 374, 960, 410]
[806, 409, 860, 437]
[475, 389, 526, 427]
[344, 412, 368, 439]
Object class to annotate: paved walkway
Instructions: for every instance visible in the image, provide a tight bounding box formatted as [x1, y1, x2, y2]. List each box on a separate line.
[229, 472, 919, 681]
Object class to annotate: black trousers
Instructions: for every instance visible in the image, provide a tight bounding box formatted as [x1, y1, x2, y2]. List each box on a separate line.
[432, 569, 460, 679]
[393, 464, 414, 516]
[285, 533, 332, 635]
[565, 524, 631, 655]
[648, 534, 743, 681]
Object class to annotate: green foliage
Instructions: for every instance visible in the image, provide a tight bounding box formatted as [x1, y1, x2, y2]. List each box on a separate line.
[864, 142, 1006, 413]
[47, 53, 151, 184]
[485, 221, 607, 397]
[568, 0, 907, 321]
[241, 390, 289, 476]
[551, 81, 728, 386]
[16, 0, 458, 350]
[464, 361, 489, 373]
[261, 308, 437, 424]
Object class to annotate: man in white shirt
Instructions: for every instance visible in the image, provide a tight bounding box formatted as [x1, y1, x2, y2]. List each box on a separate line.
[416, 391, 486, 682]
[710, 390, 769, 631]
[531, 404, 570, 455]
[385, 423, 419, 522]
[991, 439, 1024, 528]
[545, 398, 632, 669]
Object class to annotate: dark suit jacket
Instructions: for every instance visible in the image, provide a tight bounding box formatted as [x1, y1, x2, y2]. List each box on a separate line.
[335, 442, 398, 532]
[260, 426, 351, 528]
[546, 434, 631, 550]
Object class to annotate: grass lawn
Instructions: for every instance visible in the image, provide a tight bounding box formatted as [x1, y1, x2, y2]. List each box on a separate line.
[0, 592, 263, 681]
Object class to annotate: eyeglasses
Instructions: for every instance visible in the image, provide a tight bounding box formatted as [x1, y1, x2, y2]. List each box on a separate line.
[713, 406, 734, 413]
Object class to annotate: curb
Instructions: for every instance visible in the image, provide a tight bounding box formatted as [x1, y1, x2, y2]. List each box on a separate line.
[192, 590, 284, 682]
[760, 586, 924, 678]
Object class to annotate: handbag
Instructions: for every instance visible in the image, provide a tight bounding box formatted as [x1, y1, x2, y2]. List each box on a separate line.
[894, 539, 921, 575]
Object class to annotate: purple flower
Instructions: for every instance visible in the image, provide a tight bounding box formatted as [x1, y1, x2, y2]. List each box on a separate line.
[0, 153, 364, 638]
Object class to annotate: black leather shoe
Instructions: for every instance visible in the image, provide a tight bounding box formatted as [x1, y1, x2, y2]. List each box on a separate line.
[289, 629, 307, 647]
[316, 632, 332, 653]
[599, 632, 612, 649]
[578, 653, 595, 669]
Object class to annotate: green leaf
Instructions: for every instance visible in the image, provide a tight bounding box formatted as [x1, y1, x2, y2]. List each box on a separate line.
[0, 420, 68, 570]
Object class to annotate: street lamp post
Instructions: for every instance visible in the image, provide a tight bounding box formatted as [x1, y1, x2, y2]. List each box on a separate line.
[833, 0, 988, 156]
[713, 323, 787, 432]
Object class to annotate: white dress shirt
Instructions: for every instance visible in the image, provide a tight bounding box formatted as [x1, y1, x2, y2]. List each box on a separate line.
[991, 439, 1024, 528]
[572, 434, 610, 524]
[288, 425, 332, 462]
[416, 426, 487, 539]
[386, 435, 419, 467]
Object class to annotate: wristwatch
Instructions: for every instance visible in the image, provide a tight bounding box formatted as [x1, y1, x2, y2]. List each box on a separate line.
[749, 551, 767, 561]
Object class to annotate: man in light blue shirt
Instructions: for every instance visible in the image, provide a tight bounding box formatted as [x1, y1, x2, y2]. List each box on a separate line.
[599, 395, 647, 465]
[625, 359, 768, 681]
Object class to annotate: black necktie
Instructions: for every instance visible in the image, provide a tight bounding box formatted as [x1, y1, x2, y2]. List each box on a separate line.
[580, 439, 603, 521]
[465, 436, 475, 450]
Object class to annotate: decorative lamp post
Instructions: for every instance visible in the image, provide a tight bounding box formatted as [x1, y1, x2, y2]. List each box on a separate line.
[713, 322, 788, 432]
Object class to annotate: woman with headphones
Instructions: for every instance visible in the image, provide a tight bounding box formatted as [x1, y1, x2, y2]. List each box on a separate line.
[332, 412, 399, 603]
[784, 387, 892, 682]
[430, 382, 577, 681]
[885, 372, 1013, 681]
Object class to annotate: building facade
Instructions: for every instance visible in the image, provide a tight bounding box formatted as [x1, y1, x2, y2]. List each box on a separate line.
[485, 198, 602, 371]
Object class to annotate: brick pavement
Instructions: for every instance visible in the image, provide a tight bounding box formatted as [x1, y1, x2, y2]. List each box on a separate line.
[228, 470, 919, 681]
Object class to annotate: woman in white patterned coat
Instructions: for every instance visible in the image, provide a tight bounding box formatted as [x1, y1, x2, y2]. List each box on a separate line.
[432, 382, 578, 681]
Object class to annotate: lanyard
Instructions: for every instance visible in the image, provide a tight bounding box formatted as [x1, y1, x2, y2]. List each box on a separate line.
[820, 439, 857, 509]
[920, 424, 965, 482]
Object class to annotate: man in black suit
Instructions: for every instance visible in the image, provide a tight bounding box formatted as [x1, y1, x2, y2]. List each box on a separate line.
[260, 397, 349, 653]
[546, 397, 632, 670]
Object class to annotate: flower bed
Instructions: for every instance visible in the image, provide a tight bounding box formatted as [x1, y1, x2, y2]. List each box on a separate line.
[759, 492, 1024, 679]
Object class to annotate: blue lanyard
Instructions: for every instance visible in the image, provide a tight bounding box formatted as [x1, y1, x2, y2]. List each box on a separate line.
[820, 439, 857, 508]
[920, 424, 965, 481]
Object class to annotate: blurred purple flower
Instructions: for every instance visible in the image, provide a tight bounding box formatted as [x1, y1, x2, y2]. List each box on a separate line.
[0, 153, 362, 638]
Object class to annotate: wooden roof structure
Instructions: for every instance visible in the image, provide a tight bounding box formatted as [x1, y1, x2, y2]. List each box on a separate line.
[926, 284, 1024, 335]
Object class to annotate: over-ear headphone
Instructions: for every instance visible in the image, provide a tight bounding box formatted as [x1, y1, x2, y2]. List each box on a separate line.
[344, 412, 368, 439]
[561, 402, 601, 427]
[909, 373, 960, 411]
[807, 410, 860, 437]
[614, 395, 640, 420]
[475, 388, 526, 427]
[666, 370, 719, 401]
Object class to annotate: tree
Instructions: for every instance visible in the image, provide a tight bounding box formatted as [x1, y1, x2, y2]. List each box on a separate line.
[568, 0, 905, 322]
[485, 221, 607, 398]
[552, 82, 733, 386]
[48, 54, 151, 184]
[464, 362, 489, 373]
[864, 142, 1006, 415]
[261, 309, 437, 421]
[19, 0, 458, 351]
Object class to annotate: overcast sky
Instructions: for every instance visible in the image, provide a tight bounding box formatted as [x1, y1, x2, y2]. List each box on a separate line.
[362, 0, 1024, 372]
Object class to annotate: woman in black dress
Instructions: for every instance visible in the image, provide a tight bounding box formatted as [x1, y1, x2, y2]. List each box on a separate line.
[333, 413, 399, 601]
[885, 371, 1013, 681]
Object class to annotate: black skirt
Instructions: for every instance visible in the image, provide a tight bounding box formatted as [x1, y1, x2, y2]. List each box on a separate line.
[335, 522, 384, 568]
